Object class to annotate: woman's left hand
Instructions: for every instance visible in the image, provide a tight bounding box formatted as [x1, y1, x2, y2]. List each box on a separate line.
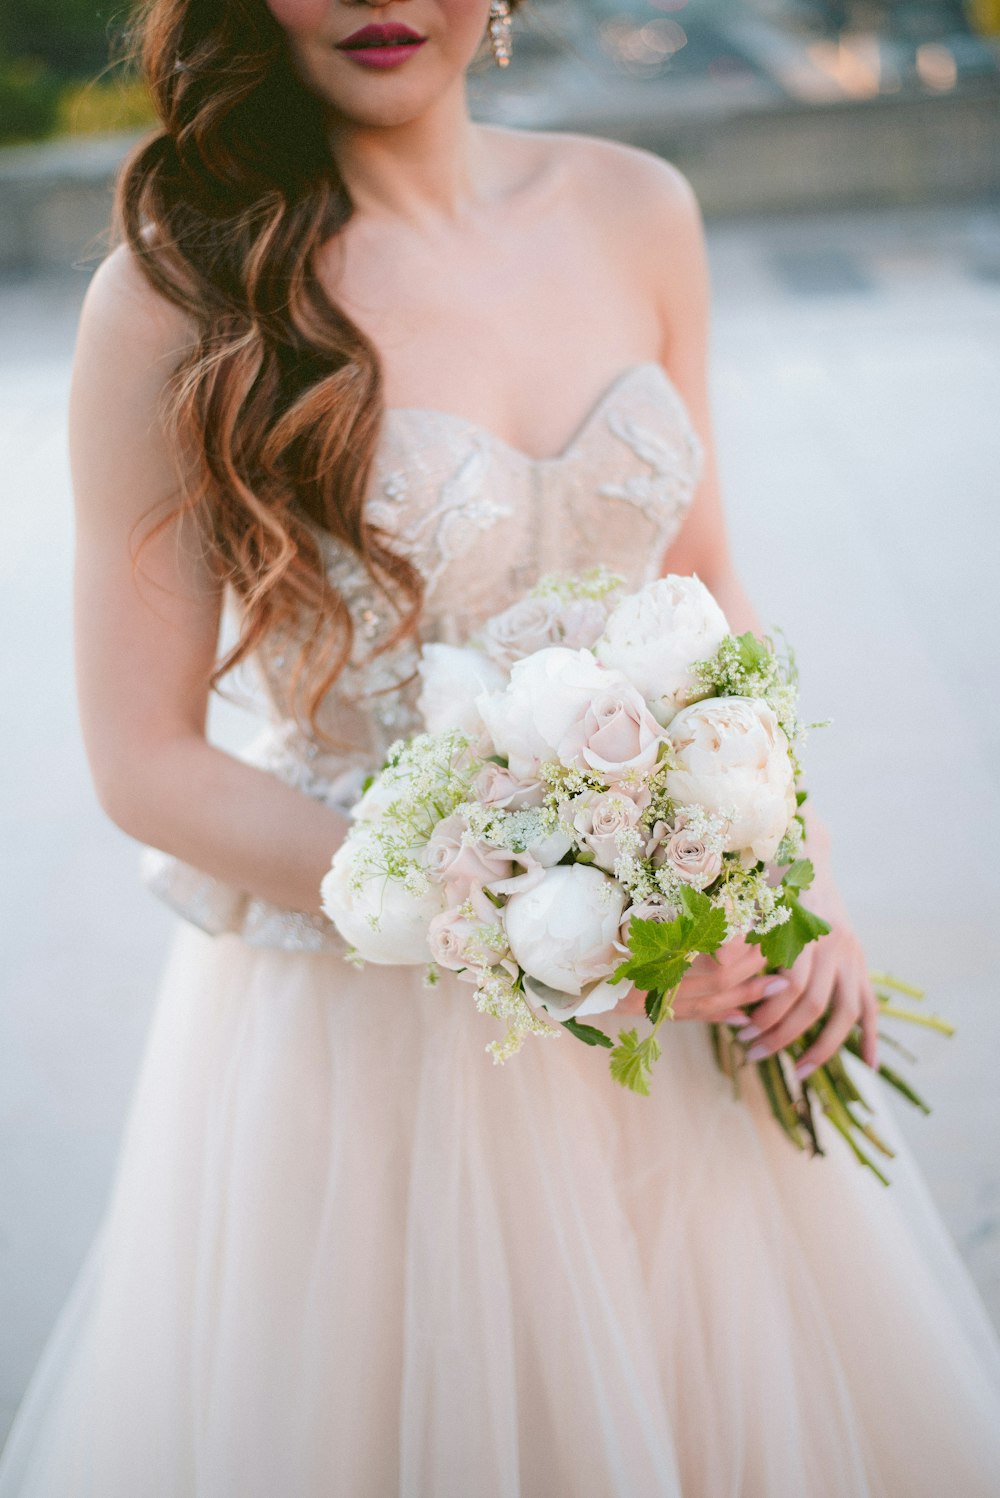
[736, 912, 880, 1079]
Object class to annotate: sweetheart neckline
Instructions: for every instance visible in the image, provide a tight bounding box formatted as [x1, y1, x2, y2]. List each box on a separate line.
[380, 359, 689, 467]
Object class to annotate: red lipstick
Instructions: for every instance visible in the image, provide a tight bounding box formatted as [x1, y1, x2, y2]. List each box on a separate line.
[335, 21, 427, 70]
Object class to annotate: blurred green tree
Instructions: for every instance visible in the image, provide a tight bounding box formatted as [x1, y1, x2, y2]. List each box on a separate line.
[0, 0, 141, 144]
[0, 0, 123, 78]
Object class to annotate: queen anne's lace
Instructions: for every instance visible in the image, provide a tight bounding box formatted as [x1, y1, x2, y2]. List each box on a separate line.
[138, 361, 705, 949]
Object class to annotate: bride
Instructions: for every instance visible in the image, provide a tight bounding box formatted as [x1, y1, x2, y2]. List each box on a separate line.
[3, 1, 1000, 1493]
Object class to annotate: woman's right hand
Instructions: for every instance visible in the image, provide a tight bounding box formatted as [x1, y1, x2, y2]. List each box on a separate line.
[615, 935, 789, 1023]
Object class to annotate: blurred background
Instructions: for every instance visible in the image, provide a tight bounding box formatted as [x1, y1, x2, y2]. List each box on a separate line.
[2, 0, 999, 1445]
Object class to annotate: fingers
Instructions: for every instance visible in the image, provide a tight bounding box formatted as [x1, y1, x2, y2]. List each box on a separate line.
[731, 944, 817, 1037]
[677, 969, 790, 1025]
[740, 941, 836, 1059]
[790, 977, 862, 1078]
[858, 970, 879, 1069]
[682, 948, 767, 1001]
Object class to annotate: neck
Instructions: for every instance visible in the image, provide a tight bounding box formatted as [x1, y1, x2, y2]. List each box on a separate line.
[325, 85, 491, 228]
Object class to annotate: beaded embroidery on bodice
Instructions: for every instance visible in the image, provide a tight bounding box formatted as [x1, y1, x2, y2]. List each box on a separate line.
[138, 359, 705, 949]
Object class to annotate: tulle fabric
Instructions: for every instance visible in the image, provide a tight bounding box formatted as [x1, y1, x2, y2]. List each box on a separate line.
[2, 921, 1000, 1497]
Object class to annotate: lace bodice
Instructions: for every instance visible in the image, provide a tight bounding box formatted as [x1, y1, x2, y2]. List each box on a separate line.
[139, 359, 705, 949]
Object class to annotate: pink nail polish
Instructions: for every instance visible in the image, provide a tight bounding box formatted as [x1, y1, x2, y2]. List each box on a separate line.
[745, 1042, 770, 1062]
[762, 977, 789, 997]
[740, 1024, 761, 1041]
[794, 1060, 816, 1080]
[725, 1013, 752, 1028]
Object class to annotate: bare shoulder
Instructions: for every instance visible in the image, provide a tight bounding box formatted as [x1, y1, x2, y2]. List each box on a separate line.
[498, 125, 700, 232]
[491, 125, 707, 323]
[78, 237, 200, 370]
[70, 240, 204, 533]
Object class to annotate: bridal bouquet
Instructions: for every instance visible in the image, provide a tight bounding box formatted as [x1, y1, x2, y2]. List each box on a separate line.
[321, 569, 950, 1183]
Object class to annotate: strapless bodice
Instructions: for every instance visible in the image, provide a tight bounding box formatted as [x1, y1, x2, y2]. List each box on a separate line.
[138, 359, 705, 949]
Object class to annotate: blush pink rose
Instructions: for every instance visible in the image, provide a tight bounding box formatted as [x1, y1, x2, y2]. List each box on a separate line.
[471, 763, 545, 810]
[424, 814, 514, 901]
[557, 684, 666, 782]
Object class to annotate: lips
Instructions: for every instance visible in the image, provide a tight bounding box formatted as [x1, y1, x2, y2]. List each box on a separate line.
[337, 22, 425, 50]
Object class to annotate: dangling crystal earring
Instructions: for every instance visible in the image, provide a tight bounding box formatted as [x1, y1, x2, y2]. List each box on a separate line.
[488, 0, 513, 67]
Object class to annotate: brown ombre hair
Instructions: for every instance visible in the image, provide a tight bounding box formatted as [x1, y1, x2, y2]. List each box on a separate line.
[112, 0, 524, 747]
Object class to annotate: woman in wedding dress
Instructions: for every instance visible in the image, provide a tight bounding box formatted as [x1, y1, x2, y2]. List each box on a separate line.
[3, 1, 1000, 1494]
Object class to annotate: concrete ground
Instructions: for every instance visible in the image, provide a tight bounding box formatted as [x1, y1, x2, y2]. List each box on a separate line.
[2, 199, 999, 1440]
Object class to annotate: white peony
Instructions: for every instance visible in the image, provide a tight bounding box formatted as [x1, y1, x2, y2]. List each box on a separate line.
[416, 643, 507, 737]
[595, 573, 730, 726]
[350, 761, 419, 825]
[320, 834, 445, 965]
[665, 696, 796, 865]
[503, 863, 630, 1019]
[476, 646, 628, 779]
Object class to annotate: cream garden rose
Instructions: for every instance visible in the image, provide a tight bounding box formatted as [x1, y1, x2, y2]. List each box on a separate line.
[664, 696, 796, 864]
[595, 574, 730, 726]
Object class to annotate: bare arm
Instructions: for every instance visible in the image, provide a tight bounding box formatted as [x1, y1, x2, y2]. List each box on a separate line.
[69, 244, 347, 918]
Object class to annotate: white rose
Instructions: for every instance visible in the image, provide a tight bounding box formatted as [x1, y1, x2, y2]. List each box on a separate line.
[595, 574, 730, 726]
[476, 646, 623, 779]
[320, 834, 445, 964]
[416, 643, 506, 737]
[503, 863, 629, 1019]
[665, 697, 796, 864]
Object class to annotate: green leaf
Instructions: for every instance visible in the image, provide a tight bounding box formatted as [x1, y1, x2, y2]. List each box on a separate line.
[609, 1028, 662, 1096]
[735, 630, 770, 673]
[781, 858, 815, 891]
[611, 914, 687, 986]
[676, 885, 727, 954]
[758, 892, 831, 969]
[795, 789, 808, 807]
[562, 1017, 614, 1049]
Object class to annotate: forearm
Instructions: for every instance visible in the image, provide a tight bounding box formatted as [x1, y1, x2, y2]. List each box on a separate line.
[103, 735, 349, 917]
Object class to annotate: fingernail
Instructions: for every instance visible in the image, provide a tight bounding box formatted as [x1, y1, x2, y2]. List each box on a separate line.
[762, 977, 789, 997]
[739, 1024, 762, 1041]
[745, 1042, 771, 1062]
[794, 1060, 817, 1080]
[725, 1013, 752, 1028]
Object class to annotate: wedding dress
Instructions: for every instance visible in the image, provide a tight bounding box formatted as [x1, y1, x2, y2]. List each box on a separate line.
[3, 359, 1000, 1497]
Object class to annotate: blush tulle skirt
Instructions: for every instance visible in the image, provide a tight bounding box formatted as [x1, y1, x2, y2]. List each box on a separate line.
[2, 920, 1000, 1497]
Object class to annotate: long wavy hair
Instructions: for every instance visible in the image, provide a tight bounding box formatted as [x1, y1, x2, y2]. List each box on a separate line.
[111, 0, 525, 747]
